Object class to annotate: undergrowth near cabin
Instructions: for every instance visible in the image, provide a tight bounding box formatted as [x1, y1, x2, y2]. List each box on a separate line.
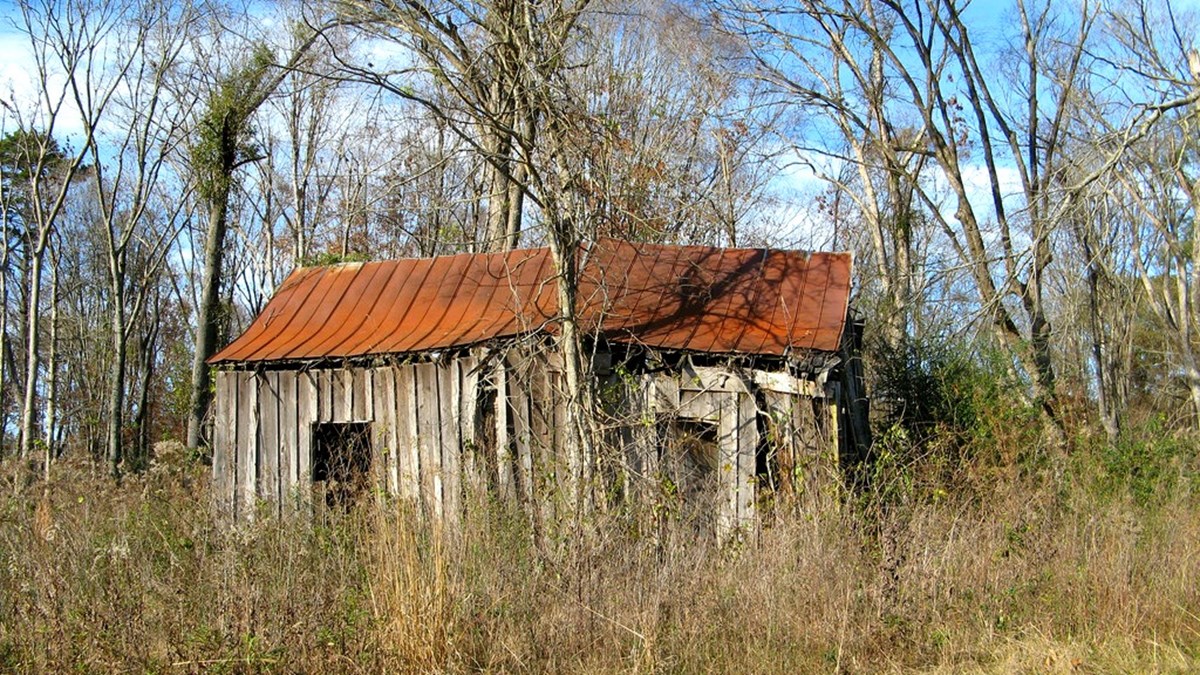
[2, 378, 1199, 673]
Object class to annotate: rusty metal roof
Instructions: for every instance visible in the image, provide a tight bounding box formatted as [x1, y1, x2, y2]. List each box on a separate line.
[210, 238, 852, 364]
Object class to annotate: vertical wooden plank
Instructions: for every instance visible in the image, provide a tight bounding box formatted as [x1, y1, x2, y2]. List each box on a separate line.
[297, 370, 317, 494]
[249, 371, 261, 518]
[330, 368, 341, 422]
[386, 368, 401, 497]
[355, 368, 377, 493]
[228, 372, 241, 520]
[258, 372, 280, 517]
[616, 374, 641, 508]
[762, 391, 793, 499]
[793, 394, 822, 457]
[458, 356, 483, 504]
[794, 392, 829, 505]
[232, 373, 243, 520]
[626, 374, 657, 509]
[415, 362, 442, 519]
[317, 369, 332, 423]
[332, 369, 352, 423]
[278, 370, 297, 507]
[826, 382, 841, 470]
[237, 371, 258, 519]
[507, 354, 535, 520]
[365, 368, 376, 421]
[353, 368, 370, 421]
[528, 355, 554, 525]
[368, 367, 385, 496]
[213, 371, 237, 518]
[493, 358, 514, 504]
[235, 371, 249, 517]
[325, 368, 337, 422]
[372, 367, 398, 496]
[344, 368, 356, 421]
[716, 391, 737, 540]
[211, 372, 226, 513]
[440, 360, 462, 525]
[394, 366, 419, 501]
[211, 372, 226, 511]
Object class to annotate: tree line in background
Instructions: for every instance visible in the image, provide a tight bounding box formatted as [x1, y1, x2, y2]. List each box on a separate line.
[1, 0, 1198, 478]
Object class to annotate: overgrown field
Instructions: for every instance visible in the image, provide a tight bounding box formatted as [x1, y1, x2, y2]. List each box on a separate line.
[1, 423, 1198, 673]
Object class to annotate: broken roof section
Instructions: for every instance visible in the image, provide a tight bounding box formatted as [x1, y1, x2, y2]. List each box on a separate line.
[210, 238, 853, 364]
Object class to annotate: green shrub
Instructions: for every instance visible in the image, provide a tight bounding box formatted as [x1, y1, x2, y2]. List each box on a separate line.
[866, 335, 1039, 503]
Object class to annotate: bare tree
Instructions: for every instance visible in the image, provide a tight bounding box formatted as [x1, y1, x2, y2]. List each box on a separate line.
[331, 0, 611, 517]
[1064, 2, 1200, 429]
[569, 1, 779, 247]
[7, 0, 138, 462]
[184, 17, 321, 450]
[722, 0, 1114, 443]
[329, 0, 587, 253]
[73, 0, 197, 474]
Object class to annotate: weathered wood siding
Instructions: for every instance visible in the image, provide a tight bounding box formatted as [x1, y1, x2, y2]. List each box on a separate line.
[212, 353, 840, 538]
[213, 355, 492, 520]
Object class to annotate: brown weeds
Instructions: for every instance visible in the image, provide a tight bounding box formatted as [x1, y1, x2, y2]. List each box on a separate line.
[0, 441, 1197, 673]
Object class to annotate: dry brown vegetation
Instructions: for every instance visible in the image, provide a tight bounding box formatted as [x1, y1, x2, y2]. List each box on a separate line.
[1, 419, 1197, 674]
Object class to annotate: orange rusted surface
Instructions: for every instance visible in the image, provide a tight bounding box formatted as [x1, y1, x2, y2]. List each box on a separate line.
[209, 238, 852, 364]
[577, 239, 851, 356]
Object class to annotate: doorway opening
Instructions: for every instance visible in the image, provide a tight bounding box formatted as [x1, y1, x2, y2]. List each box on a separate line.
[312, 422, 372, 509]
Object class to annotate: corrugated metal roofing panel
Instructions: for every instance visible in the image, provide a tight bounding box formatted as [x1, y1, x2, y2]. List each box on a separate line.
[210, 238, 852, 364]
[575, 239, 851, 356]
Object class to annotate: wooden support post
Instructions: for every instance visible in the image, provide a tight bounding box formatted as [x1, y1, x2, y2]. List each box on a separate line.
[372, 366, 398, 497]
[735, 391, 758, 537]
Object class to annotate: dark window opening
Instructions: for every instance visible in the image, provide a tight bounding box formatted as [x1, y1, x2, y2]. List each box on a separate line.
[756, 391, 781, 496]
[657, 417, 719, 531]
[757, 399, 785, 512]
[312, 422, 372, 509]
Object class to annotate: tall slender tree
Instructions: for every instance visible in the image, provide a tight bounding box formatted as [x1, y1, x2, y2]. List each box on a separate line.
[185, 27, 321, 450]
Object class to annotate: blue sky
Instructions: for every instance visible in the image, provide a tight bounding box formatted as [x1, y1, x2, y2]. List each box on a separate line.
[2, 0, 1198, 253]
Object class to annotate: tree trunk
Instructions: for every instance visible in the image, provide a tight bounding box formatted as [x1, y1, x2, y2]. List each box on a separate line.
[0, 236, 8, 461]
[1082, 233, 1121, 444]
[107, 285, 127, 476]
[549, 235, 592, 516]
[44, 262, 58, 481]
[1181, 352, 1200, 430]
[484, 125, 514, 251]
[18, 240, 45, 459]
[186, 192, 230, 449]
[134, 307, 159, 467]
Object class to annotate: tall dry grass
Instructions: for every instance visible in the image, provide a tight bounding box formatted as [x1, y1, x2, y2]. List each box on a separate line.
[1, 430, 1198, 672]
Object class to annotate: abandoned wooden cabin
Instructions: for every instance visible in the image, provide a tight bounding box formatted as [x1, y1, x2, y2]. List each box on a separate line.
[208, 238, 868, 536]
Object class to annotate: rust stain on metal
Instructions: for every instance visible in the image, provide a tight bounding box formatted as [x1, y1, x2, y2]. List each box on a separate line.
[210, 238, 852, 364]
